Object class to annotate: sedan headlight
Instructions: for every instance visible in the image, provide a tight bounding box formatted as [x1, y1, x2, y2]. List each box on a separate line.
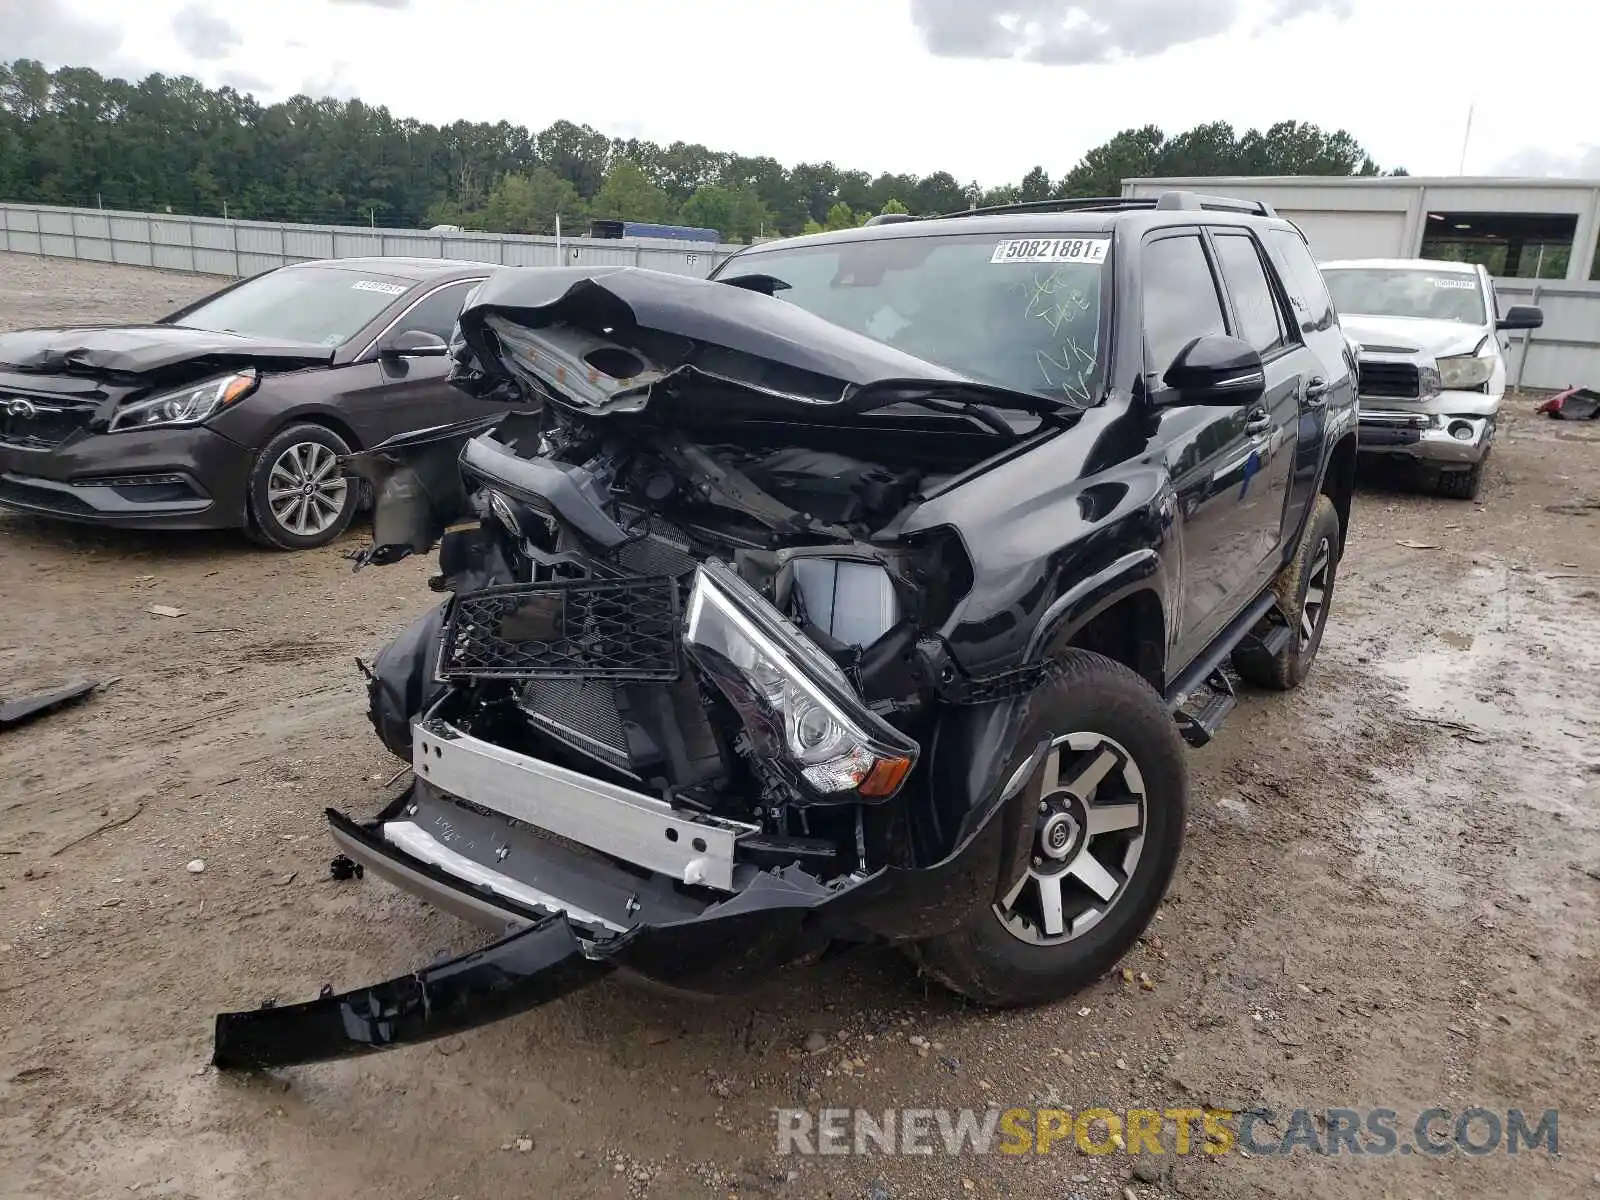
[1435, 354, 1493, 391]
[684, 559, 918, 801]
[108, 371, 258, 432]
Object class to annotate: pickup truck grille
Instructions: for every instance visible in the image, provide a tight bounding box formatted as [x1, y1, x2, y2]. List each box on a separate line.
[1357, 361, 1421, 399]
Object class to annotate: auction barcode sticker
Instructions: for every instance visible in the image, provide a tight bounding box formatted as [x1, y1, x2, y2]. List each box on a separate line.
[352, 280, 408, 295]
[991, 237, 1110, 265]
[1433, 278, 1476, 289]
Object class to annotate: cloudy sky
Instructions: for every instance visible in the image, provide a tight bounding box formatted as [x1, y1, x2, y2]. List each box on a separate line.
[7, 0, 1598, 184]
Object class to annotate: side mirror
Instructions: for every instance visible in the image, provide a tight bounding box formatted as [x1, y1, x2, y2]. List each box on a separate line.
[1160, 334, 1265, 406]
[378, 329, 449, 358]
[1496, 305, 1543, 332]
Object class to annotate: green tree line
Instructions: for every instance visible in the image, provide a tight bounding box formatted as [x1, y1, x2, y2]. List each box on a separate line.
[0, 59, 1403, 242]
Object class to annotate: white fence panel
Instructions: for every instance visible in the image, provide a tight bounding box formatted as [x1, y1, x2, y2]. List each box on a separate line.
[1, 201, 740, 280]
[283, 225, 336, 261]
[1496, 281, 1600, 389]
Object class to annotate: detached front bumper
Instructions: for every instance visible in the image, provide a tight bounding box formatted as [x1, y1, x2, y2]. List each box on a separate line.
[212, 705, 1041, 1071]
[0, 427, 251, 529]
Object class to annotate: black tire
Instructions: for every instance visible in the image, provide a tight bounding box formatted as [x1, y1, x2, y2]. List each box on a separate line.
[246, 423, 359, 551]
[911, 650, 1188, 1008]
[1232, 494, 1341, 691]
[1437, 454, 1486, 501]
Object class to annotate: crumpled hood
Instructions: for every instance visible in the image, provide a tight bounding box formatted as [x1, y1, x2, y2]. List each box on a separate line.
[1339, 314, 1489, 360]
[451, 265, 1059, 418]
[0, 324, 334, 376]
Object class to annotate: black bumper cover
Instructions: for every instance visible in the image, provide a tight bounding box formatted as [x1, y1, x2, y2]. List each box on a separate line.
[212, 743, 1039, 1071]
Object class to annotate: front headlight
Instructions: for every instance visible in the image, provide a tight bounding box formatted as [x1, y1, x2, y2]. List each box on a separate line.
[108, 371, 258, 432]
[1435, 354, 1493, 391]
[684, 560, 918, 801]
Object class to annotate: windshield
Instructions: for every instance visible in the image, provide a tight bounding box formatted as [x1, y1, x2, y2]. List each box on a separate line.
[170, 266, 415, 346]
[716, 231, 1111, 406]
[1322, 267, 1486, 324]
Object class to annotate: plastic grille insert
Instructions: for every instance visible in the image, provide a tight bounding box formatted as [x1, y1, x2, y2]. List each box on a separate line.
[441, 577, 681, 682]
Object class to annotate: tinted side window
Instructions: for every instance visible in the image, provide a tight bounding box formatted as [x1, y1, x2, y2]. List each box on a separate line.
[393, 280, 480, 342]
[1263, 229, 1336, 334]
[1212, 233, 1289, 355]
[1141, 234, 1227, 376]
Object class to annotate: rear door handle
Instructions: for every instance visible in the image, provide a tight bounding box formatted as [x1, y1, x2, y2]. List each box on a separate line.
[1304, 376, 1329, 406]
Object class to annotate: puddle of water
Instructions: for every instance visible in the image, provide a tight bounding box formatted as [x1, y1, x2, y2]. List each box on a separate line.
[1379, 631, 1517, 734]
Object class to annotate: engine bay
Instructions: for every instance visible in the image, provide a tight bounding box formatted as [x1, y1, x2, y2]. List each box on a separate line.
[412, 399, 1020, 881]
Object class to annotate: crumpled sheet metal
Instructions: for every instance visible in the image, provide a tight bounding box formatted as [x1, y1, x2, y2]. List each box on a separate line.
[1538, 387, 1600, 421]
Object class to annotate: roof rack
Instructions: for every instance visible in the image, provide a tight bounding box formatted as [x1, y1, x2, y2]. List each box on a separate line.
[943, 196, 1161, 220]
[862, 189, 1278, 225]
[1152, 190, 1278, 217]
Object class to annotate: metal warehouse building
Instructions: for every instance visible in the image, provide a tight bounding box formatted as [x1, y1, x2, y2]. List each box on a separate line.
[1122, 176, 1600, 390]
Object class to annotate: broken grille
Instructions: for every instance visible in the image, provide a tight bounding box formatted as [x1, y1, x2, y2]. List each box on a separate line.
[440, 577, 681, 682]
[1357, 361, 1421, 399]
[0, 399, 93, 450]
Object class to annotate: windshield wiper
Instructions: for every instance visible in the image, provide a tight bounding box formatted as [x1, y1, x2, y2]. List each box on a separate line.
[894, 394, 1014, 435]
[862, 387, 1078, 433]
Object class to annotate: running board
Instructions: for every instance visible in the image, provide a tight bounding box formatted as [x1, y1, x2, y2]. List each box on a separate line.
[1174, 670, 1235, 748]
[1238, 621, 1294, 661]
[1165, 590, 1282, 747]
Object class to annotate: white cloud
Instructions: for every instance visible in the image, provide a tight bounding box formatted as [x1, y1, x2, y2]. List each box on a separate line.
[21, 0, 1600, 187]
[172, 5, 241, 62]
[1496, 145, 1600, 179]
[0, 0, 129, 72]
[907, 0, 1353, 65]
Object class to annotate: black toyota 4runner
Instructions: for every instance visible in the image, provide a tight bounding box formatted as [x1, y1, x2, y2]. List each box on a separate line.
[213, 192, 1359, 1069]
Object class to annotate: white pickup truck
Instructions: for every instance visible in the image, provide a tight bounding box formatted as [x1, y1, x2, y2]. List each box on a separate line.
[1320, 258, 1543, 499]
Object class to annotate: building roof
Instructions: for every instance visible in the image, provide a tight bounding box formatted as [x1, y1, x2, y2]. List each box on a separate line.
[1126, 175, 1600, 190]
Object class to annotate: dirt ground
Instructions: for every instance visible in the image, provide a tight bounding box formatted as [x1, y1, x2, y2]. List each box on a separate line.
[1, 252, 1597, 1200]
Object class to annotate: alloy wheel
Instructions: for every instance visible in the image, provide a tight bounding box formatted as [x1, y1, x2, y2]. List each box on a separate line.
[266, 441, 348, 538]
[993, 731, 1147, 946]
[1300, 538, 1333, 649]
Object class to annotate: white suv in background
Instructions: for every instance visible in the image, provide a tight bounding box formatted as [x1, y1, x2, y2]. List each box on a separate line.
[1319, 258, 1543, 499]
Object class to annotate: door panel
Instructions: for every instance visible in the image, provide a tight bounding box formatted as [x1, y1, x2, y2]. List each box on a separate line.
[1261, 227, 1352, 543]
[345, 355, 461, 441]
[1243, 353, 1308, 586]
[1205, 230, 1305, 592]
[1159, 403, 1260, 667]
[1138, 231, 1269, 668]
[335, 279, 500, 440]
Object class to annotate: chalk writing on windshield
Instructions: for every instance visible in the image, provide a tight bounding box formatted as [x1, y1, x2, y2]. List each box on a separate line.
[1021, 268, 1098, 405]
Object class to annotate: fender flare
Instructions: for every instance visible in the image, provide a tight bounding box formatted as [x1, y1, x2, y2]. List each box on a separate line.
[1022, 548, 1167, 666]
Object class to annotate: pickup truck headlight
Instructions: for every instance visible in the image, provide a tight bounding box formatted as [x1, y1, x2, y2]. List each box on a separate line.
[1435, 354, 1493, 391]
[108, 371, 258, 432]
[684, 559, 918, 801]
